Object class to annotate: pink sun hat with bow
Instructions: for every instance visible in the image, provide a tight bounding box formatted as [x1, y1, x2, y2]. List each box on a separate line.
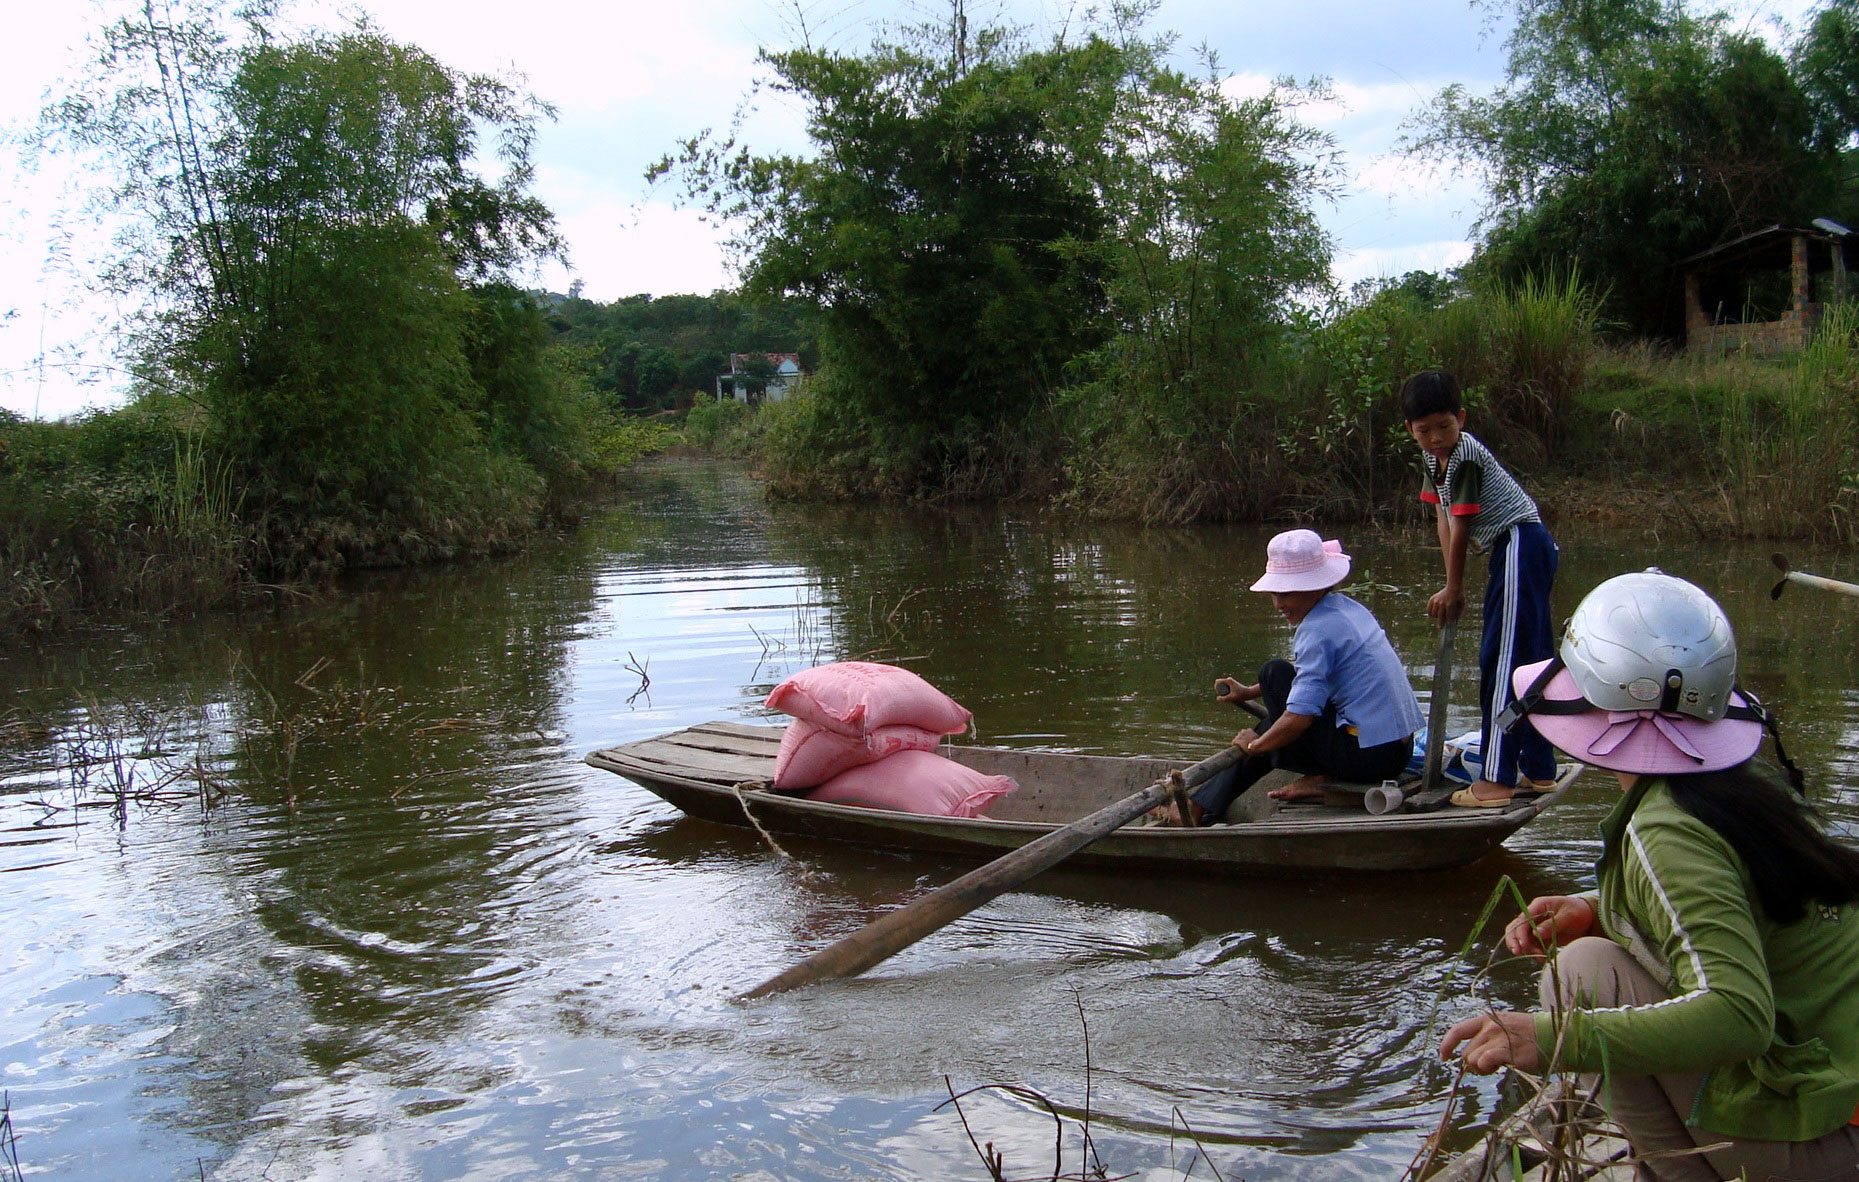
[1250, 529, 1352, 593]
[1509, 658, 1763, 774]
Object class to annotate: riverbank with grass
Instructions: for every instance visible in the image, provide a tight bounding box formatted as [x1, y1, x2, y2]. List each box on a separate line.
[694, 282, 1859, 546]
[0, 401, 672, 641]
[16, 275, 1855, 641]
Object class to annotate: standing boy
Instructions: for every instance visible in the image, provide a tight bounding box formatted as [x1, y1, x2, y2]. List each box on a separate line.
[1401, 370, 1558, 806]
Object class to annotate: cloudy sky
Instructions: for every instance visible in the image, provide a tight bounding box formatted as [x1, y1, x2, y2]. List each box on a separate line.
[0, 0, 1814, 418]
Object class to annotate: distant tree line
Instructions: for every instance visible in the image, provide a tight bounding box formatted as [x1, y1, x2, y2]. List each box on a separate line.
[543, 291, 816, 413]
[644, 0, 1859, 516]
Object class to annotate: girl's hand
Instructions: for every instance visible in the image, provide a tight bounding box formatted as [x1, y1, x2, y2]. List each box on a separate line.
[1439, 1011, 1541, 1074]
[1504, 896, 1596, 958]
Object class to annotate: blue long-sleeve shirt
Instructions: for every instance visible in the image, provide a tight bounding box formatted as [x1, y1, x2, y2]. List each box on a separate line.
[1283, 593, 1424, 748]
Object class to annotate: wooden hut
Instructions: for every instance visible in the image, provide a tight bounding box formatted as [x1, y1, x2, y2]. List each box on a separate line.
[1681, 222, 1850, 355]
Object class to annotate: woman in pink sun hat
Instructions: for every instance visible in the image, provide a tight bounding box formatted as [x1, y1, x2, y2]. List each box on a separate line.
[1440, 570, 1859, 1180]
[1176, 528, 1423, 824]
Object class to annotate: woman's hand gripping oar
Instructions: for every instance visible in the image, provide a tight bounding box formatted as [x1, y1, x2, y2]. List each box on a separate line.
[735, 740, 1250, 1001]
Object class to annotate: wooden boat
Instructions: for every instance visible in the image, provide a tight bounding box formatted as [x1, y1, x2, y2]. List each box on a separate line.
[586, 721, 1584, 875]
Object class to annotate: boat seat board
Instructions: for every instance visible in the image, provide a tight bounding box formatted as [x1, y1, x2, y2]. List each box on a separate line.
[596, 738, 770, 785]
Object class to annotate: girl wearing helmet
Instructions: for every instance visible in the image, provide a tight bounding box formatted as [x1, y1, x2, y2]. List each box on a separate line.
[1439, 571, 1859, 1180]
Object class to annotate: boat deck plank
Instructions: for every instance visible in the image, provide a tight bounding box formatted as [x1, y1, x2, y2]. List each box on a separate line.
[603, 739, 769, 784]
[674, 722, 783, 754]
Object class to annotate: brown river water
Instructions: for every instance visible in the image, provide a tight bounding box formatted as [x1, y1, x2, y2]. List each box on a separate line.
[4, 459, 1858, 1180]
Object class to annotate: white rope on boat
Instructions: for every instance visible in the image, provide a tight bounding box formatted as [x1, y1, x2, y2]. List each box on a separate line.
[732, 781, 819, 880]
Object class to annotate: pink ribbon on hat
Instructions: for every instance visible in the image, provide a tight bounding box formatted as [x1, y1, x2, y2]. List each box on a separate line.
[1583, 710, 1707, 763]
[1269, 538, 1345, 574]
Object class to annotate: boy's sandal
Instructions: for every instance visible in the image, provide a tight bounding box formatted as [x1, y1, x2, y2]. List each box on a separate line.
[1449, 786, 1534, 808]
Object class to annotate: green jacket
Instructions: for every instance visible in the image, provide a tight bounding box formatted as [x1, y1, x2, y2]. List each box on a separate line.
[1530, 777, 1859, 1141]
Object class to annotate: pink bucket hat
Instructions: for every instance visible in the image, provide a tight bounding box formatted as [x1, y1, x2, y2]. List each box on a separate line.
[1508, 658, 1763, 774]
[1250, 529, 1351, 593]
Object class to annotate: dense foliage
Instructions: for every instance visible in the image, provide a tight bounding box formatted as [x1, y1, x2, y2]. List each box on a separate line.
[34, 1, 610, 576]
[664, 11, 1337, 500]
[544, 290, 816, 412]
[1408, 0, 1840, 337]
[1, 1, 678, 635]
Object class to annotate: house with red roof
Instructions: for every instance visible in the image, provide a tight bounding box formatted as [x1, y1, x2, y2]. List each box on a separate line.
[716, 353, 806, 403]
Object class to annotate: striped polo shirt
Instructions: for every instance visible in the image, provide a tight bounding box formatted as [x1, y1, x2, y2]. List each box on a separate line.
[1419, 431, 1540, 551]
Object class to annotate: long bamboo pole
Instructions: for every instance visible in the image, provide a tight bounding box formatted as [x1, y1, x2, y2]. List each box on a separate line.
[736, 743, 1246, 1001]
[1420, 620, 1458, 793]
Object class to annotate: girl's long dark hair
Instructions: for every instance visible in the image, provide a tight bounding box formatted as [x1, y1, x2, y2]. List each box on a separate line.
[1665, 761, 1859, 924]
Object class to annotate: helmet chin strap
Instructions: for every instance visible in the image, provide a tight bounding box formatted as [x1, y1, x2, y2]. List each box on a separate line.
[1494, 656, 1571, 734]
[1658, 669, 1684, 715]
[1497, 662, 1805, 793]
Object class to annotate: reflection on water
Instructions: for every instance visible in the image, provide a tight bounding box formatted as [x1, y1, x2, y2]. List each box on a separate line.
[3, 459, 1858, 1179]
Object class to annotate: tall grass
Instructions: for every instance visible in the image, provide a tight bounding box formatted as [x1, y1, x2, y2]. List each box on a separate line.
[0, 409, 251, 635]
[1714, 302, 1859, 541]
[1430, 273, 1599, 467]
[1051, 276, 1598, 524]
[683, 394, 762, 456]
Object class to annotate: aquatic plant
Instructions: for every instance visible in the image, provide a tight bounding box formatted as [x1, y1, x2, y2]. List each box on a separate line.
[1413, 875, 1646, 1182]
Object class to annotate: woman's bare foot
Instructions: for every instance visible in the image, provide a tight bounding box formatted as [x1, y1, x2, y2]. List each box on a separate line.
[1143, 800, 1204, 826]
[1268, 774, 1327, 801]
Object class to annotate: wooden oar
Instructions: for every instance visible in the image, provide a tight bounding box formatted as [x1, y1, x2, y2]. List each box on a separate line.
[1770, 553, 1859, 600]
[736, 743, 1247, 1001]
[1420, 619, 1458, 793]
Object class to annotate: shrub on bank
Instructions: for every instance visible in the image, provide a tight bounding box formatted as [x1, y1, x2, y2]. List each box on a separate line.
[756, 374, 1067, 503]
[656, 275, 1859, 542]
[0, 380, 672, 638]
[683, 395, 760, 455]
[0, 400, 247, 634]
[1051, 277, 1599, 524]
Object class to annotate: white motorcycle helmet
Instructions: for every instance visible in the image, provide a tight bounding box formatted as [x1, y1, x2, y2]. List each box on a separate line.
[1558, 569, 1737, 721]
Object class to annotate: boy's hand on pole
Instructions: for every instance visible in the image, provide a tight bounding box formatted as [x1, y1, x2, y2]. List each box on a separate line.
[1427, 587, 1464, 623]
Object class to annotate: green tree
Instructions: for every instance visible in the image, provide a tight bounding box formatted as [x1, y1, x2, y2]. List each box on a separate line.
[1408, 0, 1833, 336]
[664, 19, 1122, 489]
[662, 7, 1335, 504]
[1798, 0, 1859, 149]
[1079, 57, 1335, 418]
[39, 1, 573, 568]
[1795, 0, 1859, 223]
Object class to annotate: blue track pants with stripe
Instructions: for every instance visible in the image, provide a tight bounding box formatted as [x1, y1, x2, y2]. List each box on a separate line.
[1480, 521, 1558, 787]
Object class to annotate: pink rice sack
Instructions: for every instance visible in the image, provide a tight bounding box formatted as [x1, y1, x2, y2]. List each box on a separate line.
[804, 750, 1017, 818]
[764, 661, 972, 739]
[772, 718, 943, 792]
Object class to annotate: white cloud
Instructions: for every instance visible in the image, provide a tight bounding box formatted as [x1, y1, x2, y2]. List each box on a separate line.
[541, 202, 736, 301]
[1333, 239, 1476, 289]
[1354, 154, 1455, 199]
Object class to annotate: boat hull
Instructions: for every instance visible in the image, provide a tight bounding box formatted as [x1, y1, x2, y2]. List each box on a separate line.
[586, 721, 1582, 876]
